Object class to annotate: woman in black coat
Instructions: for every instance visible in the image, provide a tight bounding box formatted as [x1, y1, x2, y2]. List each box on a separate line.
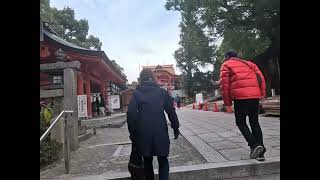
[127, 69, 180, 180]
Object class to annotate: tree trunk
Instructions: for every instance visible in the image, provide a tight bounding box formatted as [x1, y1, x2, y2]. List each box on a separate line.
[266, 73, 272, 97]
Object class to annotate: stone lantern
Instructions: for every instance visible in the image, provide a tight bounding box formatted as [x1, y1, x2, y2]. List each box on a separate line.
[55, 48, 66, 61]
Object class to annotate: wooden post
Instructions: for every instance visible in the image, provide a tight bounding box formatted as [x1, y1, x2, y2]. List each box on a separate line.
[64, 113, 70, 174]
[63, 68, 79, 150]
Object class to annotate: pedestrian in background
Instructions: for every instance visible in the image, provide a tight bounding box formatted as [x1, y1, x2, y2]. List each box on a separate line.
[99, 95, 106, 116]
[219, 50, 267, 161]
[175, 94, 181, 109]
[94, 97, 100, 116]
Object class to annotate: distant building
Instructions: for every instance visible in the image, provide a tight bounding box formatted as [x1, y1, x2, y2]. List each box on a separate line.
[127, 81, 139, 90]
[142, 64, 180, 95]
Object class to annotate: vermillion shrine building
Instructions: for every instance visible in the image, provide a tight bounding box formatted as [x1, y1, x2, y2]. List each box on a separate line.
[142, 65, 181, 95]
[40, 22, 127, 119]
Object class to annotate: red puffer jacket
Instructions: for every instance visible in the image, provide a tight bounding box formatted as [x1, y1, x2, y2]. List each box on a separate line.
[219, 57, 266, 106]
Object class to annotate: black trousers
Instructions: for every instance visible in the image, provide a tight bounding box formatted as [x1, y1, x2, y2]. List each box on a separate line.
[234, 99, 264, 149]
[143, 156, 169, 180]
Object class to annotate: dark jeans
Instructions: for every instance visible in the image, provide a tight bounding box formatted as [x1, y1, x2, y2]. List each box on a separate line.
[234, 99, 264, 149]
[143, 156, 169, 180]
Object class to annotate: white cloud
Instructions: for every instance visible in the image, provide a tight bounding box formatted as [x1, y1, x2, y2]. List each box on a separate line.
[50, 0, 182, 83]
[132, 46, 156, 55]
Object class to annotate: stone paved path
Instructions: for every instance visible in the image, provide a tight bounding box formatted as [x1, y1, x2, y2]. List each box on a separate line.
[40, 107, 280, 179]
[224, 173, 280, 180]
[40, 122, 206, 179]
[176, 108, 280, 163]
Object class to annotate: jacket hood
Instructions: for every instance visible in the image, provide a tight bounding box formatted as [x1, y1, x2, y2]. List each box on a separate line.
[136, 81, 160, 93]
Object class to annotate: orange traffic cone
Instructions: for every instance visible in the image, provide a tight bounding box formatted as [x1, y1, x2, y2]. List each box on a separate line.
[226, 106, 233, 113]
[203, 102, 208, 111]
[213, 102, 219, 112]
[192, 103, 195, 109]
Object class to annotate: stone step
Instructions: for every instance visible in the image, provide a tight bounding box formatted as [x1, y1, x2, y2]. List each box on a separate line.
[42, 156, 279, 180]
[78, 125, 86, 136]
[78, 129, 93, 142]
[81, 113, 126, 128]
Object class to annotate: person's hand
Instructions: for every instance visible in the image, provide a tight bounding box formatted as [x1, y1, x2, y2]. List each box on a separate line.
[174, 129, 180, 139]
[260, 96, 266, 100]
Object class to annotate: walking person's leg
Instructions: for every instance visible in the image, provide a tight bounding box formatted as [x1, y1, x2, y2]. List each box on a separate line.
[99, 107, 102, 116]
[157, 156, 169, 180]
[101, 107, 105, 116]
[234, 100, 263, 159]
[234, 100, 256, 148]
[143, 156, 155, 180]
[248, 99, 266, 160]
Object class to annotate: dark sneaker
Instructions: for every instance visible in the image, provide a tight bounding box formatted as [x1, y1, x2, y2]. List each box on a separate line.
[250, 145, 264, 159]
[257, 147, 266, 161]
[257, 155, 265, 161]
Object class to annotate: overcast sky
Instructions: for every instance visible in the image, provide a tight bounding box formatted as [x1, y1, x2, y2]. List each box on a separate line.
[51, 0, 183, 83]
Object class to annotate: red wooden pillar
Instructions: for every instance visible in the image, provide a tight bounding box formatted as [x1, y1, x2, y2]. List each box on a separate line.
[105, 81, 109, 106]
[77, 73, 84, 95]
[85, 80, 92, 118]
[99, 83, 105, 101]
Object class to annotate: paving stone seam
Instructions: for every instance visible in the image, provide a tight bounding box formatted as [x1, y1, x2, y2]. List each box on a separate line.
[112, 145, 123, 157]
[182, 135, 228, 163]
[178, 111, 280, 162]
[182, 132, 232, 162]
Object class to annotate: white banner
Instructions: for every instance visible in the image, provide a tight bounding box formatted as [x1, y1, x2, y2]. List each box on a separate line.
[91, 93, 100, 103]
[196, 93, 203, 105]
[77, 95, 88, 118]
[108, 95, 120, 109]
[171, 89, 186, 97]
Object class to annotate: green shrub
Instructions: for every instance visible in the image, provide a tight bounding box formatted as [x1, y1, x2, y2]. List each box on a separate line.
[40, 138, 62, 165]
[40, 108, 62, 167]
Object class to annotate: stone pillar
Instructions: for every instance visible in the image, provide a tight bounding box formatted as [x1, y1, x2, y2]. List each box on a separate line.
[63, 68, 79, 151]
[50, 94, 65, 146]
[50, 115, 65, 145]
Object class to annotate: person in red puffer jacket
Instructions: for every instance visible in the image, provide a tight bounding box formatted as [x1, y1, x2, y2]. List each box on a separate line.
[219, 50, 266, 161]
